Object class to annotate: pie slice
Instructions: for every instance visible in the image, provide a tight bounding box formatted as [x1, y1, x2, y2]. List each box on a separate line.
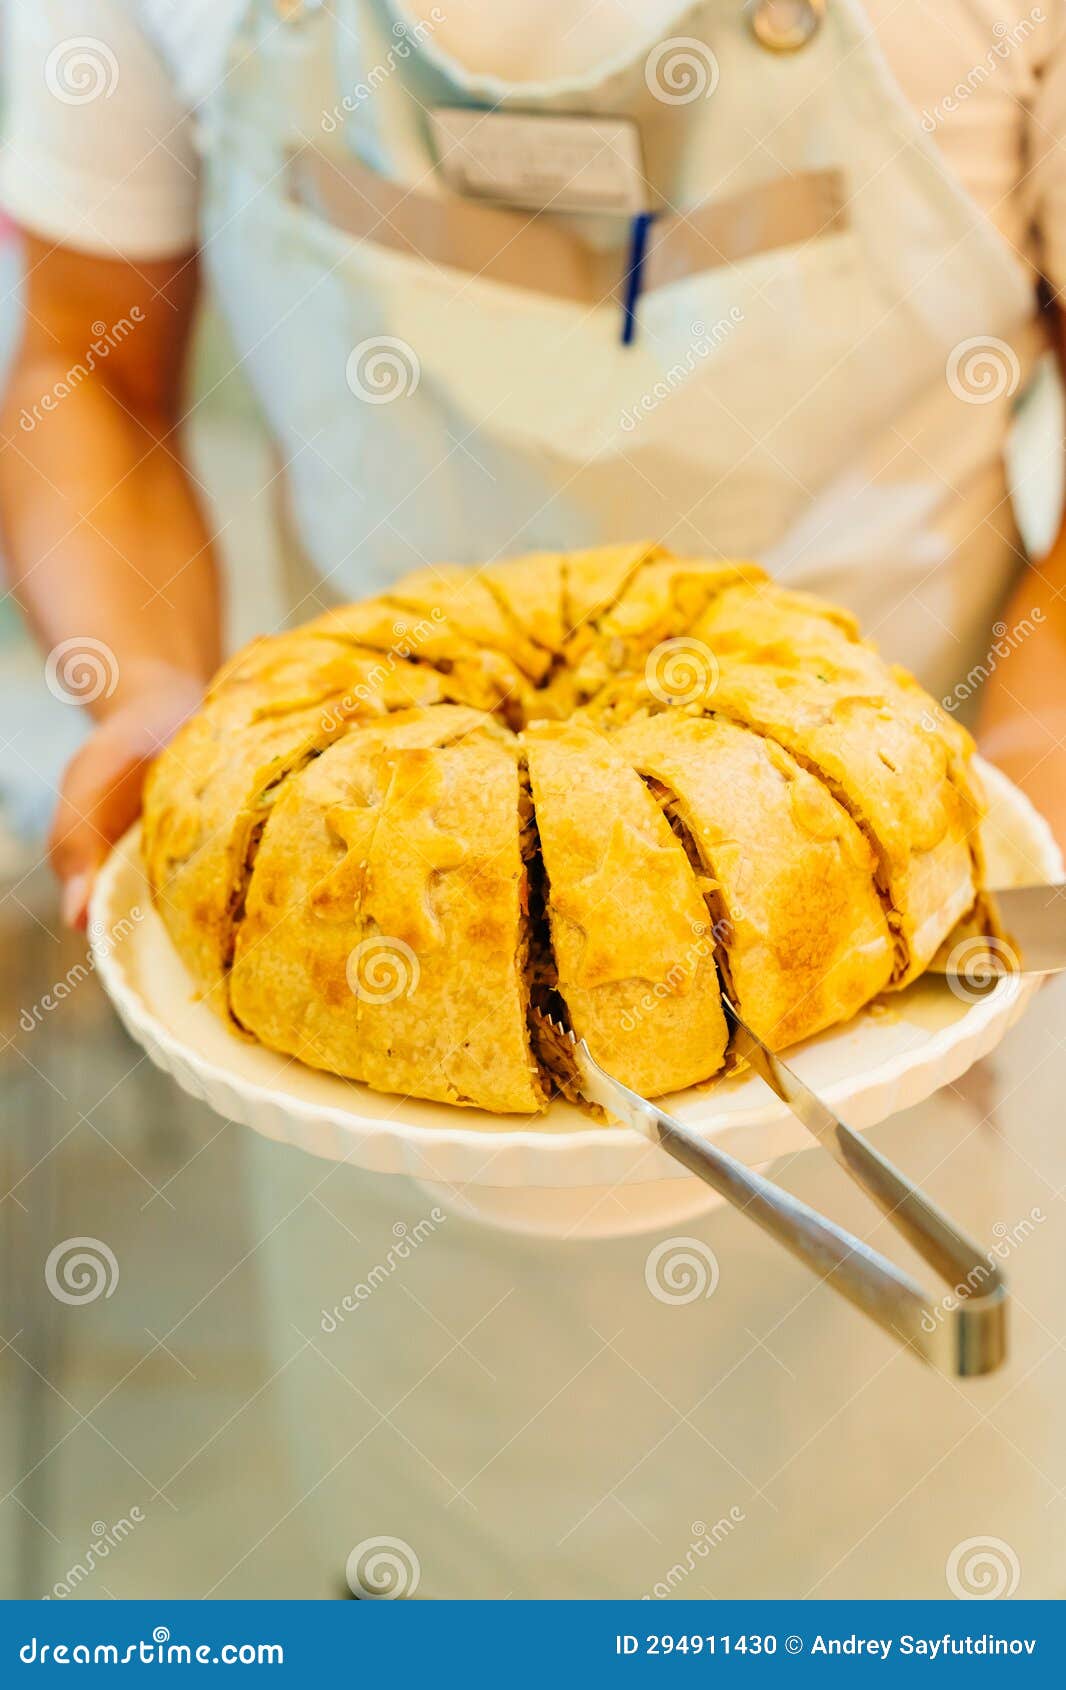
[141, 687, 366, 1016]
[483, 549, 567, 655]
[523, 721, 729, 1096]
[562, 541, 664, 638]
[615, 712, 894, 1048]
[229, 706, 510, 1090]
[301, 601, 531, 715]
[694, 585, 988, 894]
[212, 633, 455, 724]
[570, 556, 767, 702]
[351, 733, 547, 1113]
[699, 658, 979, 980]
[693, 580, 861, 660]
[599, 556, 767, 649]
[385, 562, 551, 682]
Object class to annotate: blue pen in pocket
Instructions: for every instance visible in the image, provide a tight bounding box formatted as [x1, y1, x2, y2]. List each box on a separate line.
[621, 211, 654, 345]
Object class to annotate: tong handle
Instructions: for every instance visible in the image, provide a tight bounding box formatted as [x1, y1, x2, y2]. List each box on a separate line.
[726, 1008, 1006, 1376]
[627, 1098, 959, 1370]
[577, 1051, 1005, 1376]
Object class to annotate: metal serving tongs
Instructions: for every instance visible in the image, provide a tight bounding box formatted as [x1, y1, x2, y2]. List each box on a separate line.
[534, 1004, 1007, 1377]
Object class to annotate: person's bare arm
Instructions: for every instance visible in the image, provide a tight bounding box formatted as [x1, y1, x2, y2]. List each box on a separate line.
[979, 312, 1066, 858]
[0, 233, 221, 921]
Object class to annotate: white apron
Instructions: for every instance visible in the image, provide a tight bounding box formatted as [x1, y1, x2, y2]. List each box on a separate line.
[202, 0, 1040, 698]
[197, 0, 1062, 1597]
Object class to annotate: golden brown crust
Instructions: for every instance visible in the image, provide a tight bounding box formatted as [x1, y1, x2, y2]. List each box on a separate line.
[694, 659, 977, 979]
[600, 556, 767, 648]
[483, 550, 567, 654]
[142, 543, 987, 1113]
[300, 601, 533, 715]
[352, 733, 546, 1112]
[229, 706, 521, 1094]
[693, 580, 862, 660]
[386, 562, 551, 682]
[560, 543, 667, 663]
[569, 556, 767, 702]
[142, 637, 460, 1016]
[523, 720, 728, 1096]
[615, 712, 895, 1047]
[142, 692, 353, 1016]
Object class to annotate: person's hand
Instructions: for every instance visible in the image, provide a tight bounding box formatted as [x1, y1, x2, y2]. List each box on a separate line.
[49, 662, 206, 928]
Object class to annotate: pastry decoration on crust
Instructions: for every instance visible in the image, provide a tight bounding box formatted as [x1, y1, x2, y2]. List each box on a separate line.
[141, 546, 985, 1114]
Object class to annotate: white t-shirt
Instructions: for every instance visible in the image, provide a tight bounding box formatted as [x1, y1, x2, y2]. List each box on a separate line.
[3, 0, 1066, 297]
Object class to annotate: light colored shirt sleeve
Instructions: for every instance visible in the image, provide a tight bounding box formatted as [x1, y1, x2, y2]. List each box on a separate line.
[0, 0, 200, 258]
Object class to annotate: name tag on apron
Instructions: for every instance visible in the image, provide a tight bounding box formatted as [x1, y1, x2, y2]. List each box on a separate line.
[429, 108, 648, 215]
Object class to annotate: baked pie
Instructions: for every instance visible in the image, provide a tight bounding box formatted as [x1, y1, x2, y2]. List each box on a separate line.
[141, 546, 985, 1113]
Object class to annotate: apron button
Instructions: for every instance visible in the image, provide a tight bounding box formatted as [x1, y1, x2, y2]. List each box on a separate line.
[748, 0, 825, 53]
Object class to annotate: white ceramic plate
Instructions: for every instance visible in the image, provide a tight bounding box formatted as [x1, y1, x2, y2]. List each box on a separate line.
[90, 759, 1062, 1237]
